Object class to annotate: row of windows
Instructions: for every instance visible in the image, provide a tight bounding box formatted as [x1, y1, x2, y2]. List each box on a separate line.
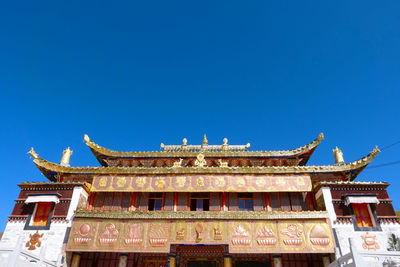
[88, 192, 316, 212]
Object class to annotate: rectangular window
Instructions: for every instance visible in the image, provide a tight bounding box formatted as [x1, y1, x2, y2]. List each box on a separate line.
[148, 193, 163, 211]
[190, 193, 210, 211]
[121, 193, 131, 211]
[353, 203, 374, 227]
[270, 193, 280, 211]
[280, 192, 291, 211]
[238, 193, 254, 211]
[32, 202, 52, 226]
[112, 193, 122, 210]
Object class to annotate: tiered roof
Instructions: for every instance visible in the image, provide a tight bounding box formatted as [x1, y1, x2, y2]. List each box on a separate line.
[28, 133, 380, 182]
[84, 133, 325, 167]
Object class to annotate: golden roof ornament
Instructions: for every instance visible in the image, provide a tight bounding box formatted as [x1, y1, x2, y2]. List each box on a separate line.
[182, 138, 187, 146]
[202, 134, 208, 145]
[194, 153, 207, 167]
[27, 147, 38, 159]
[223, 138, 228, 145]
[60, 147, 73, 167]
[84, 134, 90, 143]
[222, 137, 228, 150]
[333, 147, 345, 164]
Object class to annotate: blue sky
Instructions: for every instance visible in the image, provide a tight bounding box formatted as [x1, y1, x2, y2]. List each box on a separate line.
[1, 1, 400, 231]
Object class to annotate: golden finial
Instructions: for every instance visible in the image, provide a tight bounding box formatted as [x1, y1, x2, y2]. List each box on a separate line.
[318, 133, 324, 141]
[223, 138, 228, 145]
[160, 143, 165, 148]
[182, 138, 187, 146]
[84, 134, 90, 143]
[373, 146, 381, 154]
[27, 147, 38, 159]
[333, 146, 344, 164]
[203, 134, 208, 145]
[60, 147, 73, 166]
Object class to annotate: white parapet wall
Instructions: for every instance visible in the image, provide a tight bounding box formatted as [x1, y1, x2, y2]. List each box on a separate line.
[0, 185, 88, 267]
[334, 221, 400, 256]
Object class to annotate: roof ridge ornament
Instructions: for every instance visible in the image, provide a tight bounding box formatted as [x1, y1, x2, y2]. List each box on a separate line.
[194, 153, 207, 167]
[60, 147, 73, 167]
[202, 134, 208, 145]
[84, 134, 90, 143]
[333, 147, 345, 165]
[28, 147, 38, 159]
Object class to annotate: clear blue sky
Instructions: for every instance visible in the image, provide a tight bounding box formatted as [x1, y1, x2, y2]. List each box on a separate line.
[1, 1, 400, 231]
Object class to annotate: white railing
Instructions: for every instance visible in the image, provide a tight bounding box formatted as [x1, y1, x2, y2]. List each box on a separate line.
[329, 238, 400, 267]
[0, 236, 63, 267]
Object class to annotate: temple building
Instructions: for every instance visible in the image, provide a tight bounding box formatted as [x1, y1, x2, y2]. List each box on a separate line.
[0, 134, 399, 267]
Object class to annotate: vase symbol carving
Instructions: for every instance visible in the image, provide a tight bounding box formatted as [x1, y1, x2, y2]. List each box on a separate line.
[195, 223, 204, 242]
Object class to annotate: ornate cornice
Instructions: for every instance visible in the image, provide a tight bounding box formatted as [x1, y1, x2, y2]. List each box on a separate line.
[18, 181, 91, 192]
[84, 133, 324, 158]
[74, 209, 329, 220]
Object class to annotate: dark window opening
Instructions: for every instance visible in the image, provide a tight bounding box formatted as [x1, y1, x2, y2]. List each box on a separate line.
[238, 193, 254, 211]
[148, 193, 163, 211]
[190, 193, 210, 211]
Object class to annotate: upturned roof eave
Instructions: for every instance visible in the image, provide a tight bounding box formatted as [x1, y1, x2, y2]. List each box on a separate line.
[31, 146, 380, 181]
[84, 133, 325, 165]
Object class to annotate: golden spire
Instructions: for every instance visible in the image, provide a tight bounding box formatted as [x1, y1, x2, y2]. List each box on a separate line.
[27, 147, 38, 159]
[202, 134, 208, 145]
[333, 146, 344, 164]
[60, 147, 73, 167]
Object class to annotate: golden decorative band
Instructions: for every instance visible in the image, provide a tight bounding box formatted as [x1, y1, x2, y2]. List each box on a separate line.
[67, 218, 334, 254]
[91, 174, 312, 192]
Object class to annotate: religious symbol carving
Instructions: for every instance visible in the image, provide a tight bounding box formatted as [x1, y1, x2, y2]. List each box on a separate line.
[99, 223, 119, 245]
[362, 232, 380, 250]
[213, 227, 223, 240]
[194, 153, 207, 167]
[74, 223, 93, 245]
[26, 231, 43, 250]
[256, 225, 277, 247]
[310, 224, 330, 246]
[218, 159, 229, 167]
[195, 223, 204, 242]
[149, 223, 168, 247]
[231, 225, 251, 246]
[281, 224, 303, 246]
[176, 228, 185, 240]
[124, 223, 142, 246]
[172, 159, 183, 168]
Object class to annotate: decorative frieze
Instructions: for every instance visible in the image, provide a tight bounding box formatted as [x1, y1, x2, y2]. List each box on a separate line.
[66, 218, 334, 254]
[91, 174, 312, 192]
